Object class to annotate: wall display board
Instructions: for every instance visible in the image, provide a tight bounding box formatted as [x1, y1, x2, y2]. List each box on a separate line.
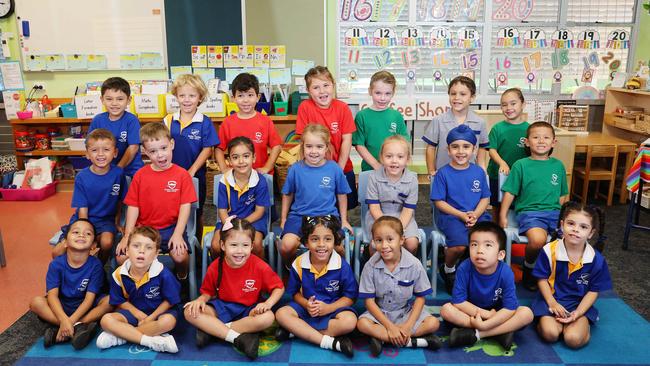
[337, 0, 639, 100]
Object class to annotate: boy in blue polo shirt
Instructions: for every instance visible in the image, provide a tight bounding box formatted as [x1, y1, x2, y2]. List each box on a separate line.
[431, 124, 491, 294]
[88, 76, 143, 177]
[164, 74, 219, 242]
[441, 221, 533, 351]
[31, 219, 111, 350]
[52, 128, 127, 264]
[98, 226, 181, 353]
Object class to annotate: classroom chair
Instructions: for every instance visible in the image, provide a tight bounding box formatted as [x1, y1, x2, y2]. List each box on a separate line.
[352, 170, 427, 280]
[201, 174, 276, 282]
[572, 144, 619, 206]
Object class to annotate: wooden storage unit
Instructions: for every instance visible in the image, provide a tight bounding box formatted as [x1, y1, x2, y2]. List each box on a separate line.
[603, 88, 650, 142]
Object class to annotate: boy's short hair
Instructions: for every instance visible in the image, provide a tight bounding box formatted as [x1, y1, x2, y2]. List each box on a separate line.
[101, 77, 131, 98]
[448, 76, 476, 96]
[526, 121, 555, 156]
[128, 226, 161, 250]
[231, 73, 259, 95]
[171, 74, 208, 103]
[140, 122, 171, 145]
[85, 128, 116, 148]
[468, 221, 507, 251]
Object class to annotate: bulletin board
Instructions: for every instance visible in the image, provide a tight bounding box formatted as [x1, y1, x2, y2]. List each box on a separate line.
[15, 0, 167, 71]
[336, 0, 639, 99]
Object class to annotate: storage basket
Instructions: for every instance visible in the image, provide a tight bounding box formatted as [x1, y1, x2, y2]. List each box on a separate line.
[612, 112, 638, 128]
[635, 114, 650, 133]
[0, 181, 57, 201]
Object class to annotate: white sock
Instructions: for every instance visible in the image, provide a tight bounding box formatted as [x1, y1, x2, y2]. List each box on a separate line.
[444, 264, 456, 273]
[225, 329, 240, 344]
[406, 337, 428, 347]
[475, 329, 481, 340]
[524, 260, 535, 269]
[140, 335, 155, 348]
[225, 322, 232, 328]
[320, 335, 335, 350]
[73, 321, 82, 327]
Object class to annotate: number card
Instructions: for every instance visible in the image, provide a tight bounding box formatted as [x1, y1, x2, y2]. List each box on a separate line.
[430, 27, 453, 48]
[496, 27, 521, 47]
[552, 29, 574, 48]
[432, 51, 450, 67]
[551, 49, 570, 69]
[388, 0, 407, 21]
[577, 30, 600, 49]
[401, 48, 421, 68]
[429, 0, 447, 20]
[522, 51, 542, 73]
[401, 27, 425, 46]
[344, 27, 369, 46]
[492, 0, 534, 21]
[373, 27, 397, 46]
[523, 28, 547, 48]
[340, 0, 375, 21]
[460, 51, 480, 70]
[494, 56, 512, 70]
[457, 27, 481, 49]
[373, 48, 393, 69]
[606, 29, 629, 49]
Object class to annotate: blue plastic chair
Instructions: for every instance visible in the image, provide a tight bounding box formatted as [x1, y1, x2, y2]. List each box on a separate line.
[353, 170, 427, 280]
[201, 173, 276, 281]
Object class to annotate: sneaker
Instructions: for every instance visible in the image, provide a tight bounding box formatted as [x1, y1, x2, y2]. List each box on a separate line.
[448, 328, 477, 347]
[423, 334, 443, 351]
[274, 326, 291, 342]
[150, 334, 178, 353]
[368, 336, 382, 357]
[522, 266, 538, 291]
[195, 328, 212, 348]
[71, 322, 98, 350]
[234, 332, 260, 360]
[439, 264, 456, 294]
[96, 331, 127, 349]
[333, 336, 354, 358]
[43, 326, 58, 348]
[493, 331, 514, 351]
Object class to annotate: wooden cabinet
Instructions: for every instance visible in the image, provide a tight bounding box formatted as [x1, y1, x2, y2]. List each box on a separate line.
[603, 87, 650, 143]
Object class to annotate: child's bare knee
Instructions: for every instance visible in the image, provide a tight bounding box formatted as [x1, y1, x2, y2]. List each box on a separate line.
[440, 302, 456, 319]
[29, 296, 46, 312]
[538, 324, 560, 343]
[158, 315, 177, 330]
[563, 331, 588, 349]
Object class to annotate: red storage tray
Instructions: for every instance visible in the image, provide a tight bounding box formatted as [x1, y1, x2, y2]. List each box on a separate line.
[0, 181, 58, 201]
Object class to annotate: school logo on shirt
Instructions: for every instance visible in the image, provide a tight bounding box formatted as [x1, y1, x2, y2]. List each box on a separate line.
[145, 286, 161, 299]
[331, 121, 339, 134]
[389, 122, 397, 133]
[471, 180, 481, 193]
[493, 287, 503, 301]
[326, 280, 340, 292]
[77, 279, 89, 292]
[517, 137, 526, 148]
[320, 176, 331, 188]
[254, 132, 263, 144]
[244, 193, 256, 206]
[111, 184, 121, 196]
[188, 129, 202, 141]
[551, 174, 559, 186]
[119, 131, 128, 143]
[243, 279, 258, 293]
[165, 180, 178, 193]
[577, 273, 590, 286]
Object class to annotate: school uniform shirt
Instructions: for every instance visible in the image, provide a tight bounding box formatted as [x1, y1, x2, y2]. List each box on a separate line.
[422, 109, 489, 170]
[89, 111, 144, 176]
[430, 163, 490, 214]
[365, 168, 419, 239]
[46, 255, 105, 315]
[501, 157, 568, 213]
[218, 112, 282, 172]
[163, 111, 219, 178]
[124, 164, 197, 229]
[282, 161, 351, 216]
[70, 165, 127, 224]
[296, 99, 356, 173]
[201, 255, 283, 307]
[486, 121, 529, 180]
[359, 248, 432, 312]
[109, 258, 181, 314]
[352, 108, 410, 172]
[217, 170, 270, 234]
[286, 251, 358, 304]
[531, 239, 612, 322]
[452, 259, 519, 311]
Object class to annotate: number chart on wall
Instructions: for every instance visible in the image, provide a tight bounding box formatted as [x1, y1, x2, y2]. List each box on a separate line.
[337, 0, 638, 98]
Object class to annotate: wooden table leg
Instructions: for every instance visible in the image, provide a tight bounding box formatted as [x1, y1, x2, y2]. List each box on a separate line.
[0, 229, 6, 267]
[619, 151, 635, 204]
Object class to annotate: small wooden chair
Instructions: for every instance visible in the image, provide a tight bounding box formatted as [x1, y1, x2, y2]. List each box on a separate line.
[572, 144, 619, 206]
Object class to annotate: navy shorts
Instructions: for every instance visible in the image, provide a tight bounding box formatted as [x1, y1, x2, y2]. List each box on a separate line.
[288, 301, 357, 330]
[281, 213, 305, 237]
[489, 177, 500, 207]
[116, 307, 179, 326]
[208, 298, 256, 323]
[517, 210, 560, 235]
[344, 170, 358, 210]
[158, 224, 192, 254]
[438, 212, 492, 247]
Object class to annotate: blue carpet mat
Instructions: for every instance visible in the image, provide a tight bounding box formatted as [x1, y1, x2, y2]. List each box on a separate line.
[16, 291, 650, 365]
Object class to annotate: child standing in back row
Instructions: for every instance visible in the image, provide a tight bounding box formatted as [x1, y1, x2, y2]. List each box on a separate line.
[423, 76, 488, 176]
[297, 66, 358, 209]
[353, 70, 410, 172]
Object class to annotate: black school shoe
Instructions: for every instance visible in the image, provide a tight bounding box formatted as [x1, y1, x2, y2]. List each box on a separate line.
[492, 331, 514, 351]
[234, 332, 260, 360]
[195, 328, 212, 348]
[71, 322, 98, 350]
[423, 334, 443, 350]
[521, 266, 538, 291]
[43, 325, 58, 348]
[274, 326, 291, 342]
[448, 328, 477, 347]
[333, 336, 354, 358]
[439, 264, 456, 295]
[368, 336, 382, 357]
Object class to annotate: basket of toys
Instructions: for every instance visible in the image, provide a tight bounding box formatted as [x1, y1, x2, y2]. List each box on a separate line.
[635, 113, 650, 133]
[275, 143, 300, 191]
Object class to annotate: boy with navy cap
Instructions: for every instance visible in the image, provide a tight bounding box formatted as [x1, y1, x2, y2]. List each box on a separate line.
[430, 124, 491, 293]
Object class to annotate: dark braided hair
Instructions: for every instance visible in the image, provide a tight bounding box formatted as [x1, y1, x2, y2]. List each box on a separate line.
[558, 201, 606, 252]
[300, 215, 343, 246]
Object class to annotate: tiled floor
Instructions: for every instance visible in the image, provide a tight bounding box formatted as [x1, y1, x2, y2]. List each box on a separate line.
[0, 192, 74, 333]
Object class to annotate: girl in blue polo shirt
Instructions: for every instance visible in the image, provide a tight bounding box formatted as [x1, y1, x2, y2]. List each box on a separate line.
[275, 215, 358, 358]
[209, 137, 270, 260]
[279, 124, 352, 265]
[532, 202, 612, 349]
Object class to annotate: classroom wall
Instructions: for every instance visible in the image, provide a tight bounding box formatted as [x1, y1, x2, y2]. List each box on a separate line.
[245, 0, 325, 66]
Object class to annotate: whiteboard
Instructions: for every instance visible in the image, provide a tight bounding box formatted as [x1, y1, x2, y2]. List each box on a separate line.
[15, 0, 167, 71]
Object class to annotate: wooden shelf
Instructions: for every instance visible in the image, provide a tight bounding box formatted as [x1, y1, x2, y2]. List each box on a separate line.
[10, 114, 298, 125]
[603, 116, 650, 136]
[15, 150, 85, 157]
[606, 87, 650, 97]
